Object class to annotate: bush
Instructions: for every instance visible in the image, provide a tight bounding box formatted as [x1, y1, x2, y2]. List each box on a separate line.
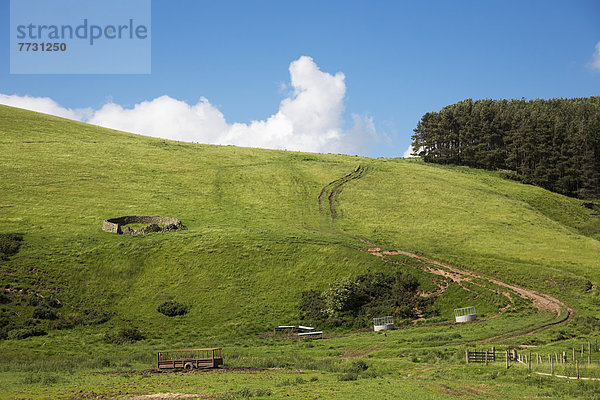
[80, 308, 112, 325]
[0, 233, 23, 260]
[0, 310, 16, 340]
[338, 372, 359, 381]
[157, 301, 189, 317]
[7, 326, 47, 340]
[32, 306, 57, 320]
[348, 359, 369, 373]
[0, 292, 10, 304]
[43, 296, 62, 308]
[104, 327, 144, 344]
[49, 317, 75, 330]
[299, 271, 426, 328]
[27, 295, 41, 306]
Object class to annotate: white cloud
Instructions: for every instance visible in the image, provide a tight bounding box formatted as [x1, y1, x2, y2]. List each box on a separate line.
[0, 56, 382, 155]
[88, 96, 229, 144]
[588, 41, 600, 71]
[403, 144, 416, 158]
[0, 94, 93, 121]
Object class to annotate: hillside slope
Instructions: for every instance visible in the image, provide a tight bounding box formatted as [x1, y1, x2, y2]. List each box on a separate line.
[0, 104, 599, 342]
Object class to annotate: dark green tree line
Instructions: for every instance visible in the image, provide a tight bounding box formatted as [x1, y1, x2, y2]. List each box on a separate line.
[411, 97, 600, 198]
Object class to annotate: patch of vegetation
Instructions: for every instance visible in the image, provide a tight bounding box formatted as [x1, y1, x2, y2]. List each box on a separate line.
[7, 326, 47, 340]
[1, 105, 600, 399]
[157, 301, 189, 317]
[299, 272, 434, 328]
[32, 305, 57, 320]
[0, 292, 10, 305]
[0, 233, 23, 260]
[579, 217, 600, 239]
[104, 327, 144, 344]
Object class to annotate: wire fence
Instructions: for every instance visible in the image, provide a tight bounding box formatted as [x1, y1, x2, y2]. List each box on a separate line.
[466, 339, 600, 380]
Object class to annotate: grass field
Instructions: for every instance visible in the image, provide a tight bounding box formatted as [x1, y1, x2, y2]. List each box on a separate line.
[1, 104, 600, 398]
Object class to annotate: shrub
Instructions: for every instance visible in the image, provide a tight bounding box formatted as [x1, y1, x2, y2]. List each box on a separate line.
[7, 326, 47, 340]
[49, 317, 75, 330]
[0, 233, 23, 260]
[348, 359, 369, 373]
[338, 372, 359, 381]
[104, 327, 144, 344]
[0, 292, 10, 304]
[27, 295, 41, 306]
[32, 306, 57, 320]
[0, 310, 16, 340]
[43, 296, 61, 308]
[81, 308, 112, 325]
[157, 301, 189, 317]
[300, 271, 426, 328]
[298, 289, 326, 325]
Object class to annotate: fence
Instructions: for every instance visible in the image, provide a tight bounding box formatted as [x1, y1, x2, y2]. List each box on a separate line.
[466, 338, 600, 380]
[466, 347, 515, 365]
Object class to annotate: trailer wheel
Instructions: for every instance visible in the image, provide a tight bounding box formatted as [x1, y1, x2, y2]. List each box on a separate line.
[184, 362, 194, 370]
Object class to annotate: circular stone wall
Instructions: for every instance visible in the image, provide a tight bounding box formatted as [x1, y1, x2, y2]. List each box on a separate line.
[102, 216, 184, 235]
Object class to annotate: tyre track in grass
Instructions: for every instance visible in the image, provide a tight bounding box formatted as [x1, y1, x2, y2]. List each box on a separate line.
[319, 168, 574, 342]
[318, 165, 368, 219]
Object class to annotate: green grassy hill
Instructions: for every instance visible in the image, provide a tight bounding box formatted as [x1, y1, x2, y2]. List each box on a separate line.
[1, 104, 600, 399]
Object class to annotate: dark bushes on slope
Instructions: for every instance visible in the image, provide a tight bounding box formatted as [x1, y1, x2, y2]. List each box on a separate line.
[157, 301, 189, 317]
[32, 305, 57, 320]
[0, 233, 23, 260]
[300, 271, 435, 328]
[104, 327, 144, 344]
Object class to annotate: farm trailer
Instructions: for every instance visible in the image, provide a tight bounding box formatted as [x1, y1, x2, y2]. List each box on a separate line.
[157, 348, 223, 370]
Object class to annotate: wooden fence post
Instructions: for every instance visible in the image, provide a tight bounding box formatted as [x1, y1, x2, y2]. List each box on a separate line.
[551, 357, 554, 376]
[576, 360, 579, 379]
[466, 350, 469, 364]
[485, 350, 488, 366]
[528, 352, 531, 372]
[506, 350, 509, 369]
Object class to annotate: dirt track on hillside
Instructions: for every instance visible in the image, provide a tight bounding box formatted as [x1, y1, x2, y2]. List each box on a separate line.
[363, 246, 574, 341]
[318, 168, 574, 342]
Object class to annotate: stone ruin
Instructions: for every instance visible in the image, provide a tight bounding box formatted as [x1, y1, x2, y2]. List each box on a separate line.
[102, 216, 184, 235]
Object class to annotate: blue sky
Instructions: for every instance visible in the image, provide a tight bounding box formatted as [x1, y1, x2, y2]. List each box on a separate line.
[1, 0, 600, 157]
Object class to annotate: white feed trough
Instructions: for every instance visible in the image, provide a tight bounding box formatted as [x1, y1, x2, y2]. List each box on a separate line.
[454, 306, 476, 323]
[373, 316, 394, 331]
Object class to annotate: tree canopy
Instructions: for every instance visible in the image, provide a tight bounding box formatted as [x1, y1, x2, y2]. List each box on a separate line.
[411, 97, 600, 199]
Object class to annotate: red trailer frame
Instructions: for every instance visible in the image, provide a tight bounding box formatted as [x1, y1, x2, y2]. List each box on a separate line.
[157, 348, 223, 370]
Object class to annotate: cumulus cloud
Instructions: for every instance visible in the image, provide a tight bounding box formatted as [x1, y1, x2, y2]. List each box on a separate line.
[0, 56, 381, 155]
[0, 93, 93, 121]
[88, 96, 229, 144]
[403, 144, 416, 158]
[589, 41, 600, 71]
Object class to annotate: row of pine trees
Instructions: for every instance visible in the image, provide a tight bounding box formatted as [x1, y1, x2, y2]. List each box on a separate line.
[411, 97, 600, 199]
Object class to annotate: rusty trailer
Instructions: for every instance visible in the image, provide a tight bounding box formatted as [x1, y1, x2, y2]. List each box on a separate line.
[157, 348, 223, 370]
